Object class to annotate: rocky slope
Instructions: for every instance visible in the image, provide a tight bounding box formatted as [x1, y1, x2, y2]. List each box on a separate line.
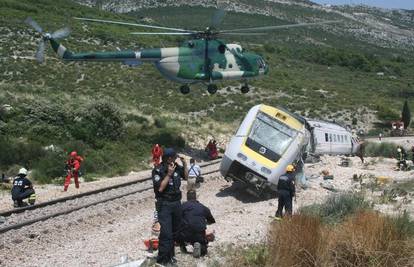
[72, 0, 414, 49]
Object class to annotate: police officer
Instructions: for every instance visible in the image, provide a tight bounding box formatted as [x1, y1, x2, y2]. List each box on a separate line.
[275, 164, 296, 218]
[177, 190, 215, 258]
[152, 148, 188, 265]
[11, 168, 36, 208]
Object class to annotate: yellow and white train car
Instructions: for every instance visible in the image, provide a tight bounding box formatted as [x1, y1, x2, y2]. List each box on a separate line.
[220, 104, 310, 195]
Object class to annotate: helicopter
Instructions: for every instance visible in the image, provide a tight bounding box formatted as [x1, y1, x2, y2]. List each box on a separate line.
[25, 10, 338, 95]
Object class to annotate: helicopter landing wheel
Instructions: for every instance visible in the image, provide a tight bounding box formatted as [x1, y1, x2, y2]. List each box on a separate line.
[241, 85, 250, 94]
[207, 84, 218, 95]
[179, 84, 190, 94]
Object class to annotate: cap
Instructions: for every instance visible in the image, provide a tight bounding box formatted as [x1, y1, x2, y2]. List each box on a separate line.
[163, 148, 176, 158]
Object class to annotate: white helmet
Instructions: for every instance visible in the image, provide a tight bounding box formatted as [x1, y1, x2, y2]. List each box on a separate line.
[18, 168, 28, 176]
[397, 148, 402, 153]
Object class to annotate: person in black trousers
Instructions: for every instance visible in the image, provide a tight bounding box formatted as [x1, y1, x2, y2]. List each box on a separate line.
[177, 190, 215, 258]
[152, 148, 187, 266]
[275, 164, 296, 218]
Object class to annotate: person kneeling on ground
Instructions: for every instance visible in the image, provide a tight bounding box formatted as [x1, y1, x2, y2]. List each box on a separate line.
[275, 164, 296, 219]
[11, 168, 36, 208]
[177, 190, 215, 258]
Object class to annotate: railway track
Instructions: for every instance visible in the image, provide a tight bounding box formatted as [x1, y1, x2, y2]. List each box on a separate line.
[0, 159, 221, 234]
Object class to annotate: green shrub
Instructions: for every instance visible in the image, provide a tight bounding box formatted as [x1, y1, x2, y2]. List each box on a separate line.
[72, 100, 125, 146]
[300, 192, 370, 224]
[31, 150, 66, 184]
[365, 141, 398, 158]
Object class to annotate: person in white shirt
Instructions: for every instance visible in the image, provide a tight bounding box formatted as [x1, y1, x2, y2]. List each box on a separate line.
[187, 158, 201, 191]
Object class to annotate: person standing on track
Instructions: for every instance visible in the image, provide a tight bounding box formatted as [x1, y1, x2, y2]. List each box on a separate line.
[152, 148, 188, 266]
[63, 151, 83, 191]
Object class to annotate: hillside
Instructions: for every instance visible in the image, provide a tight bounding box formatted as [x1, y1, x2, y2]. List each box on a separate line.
[1, 0, 414, 181]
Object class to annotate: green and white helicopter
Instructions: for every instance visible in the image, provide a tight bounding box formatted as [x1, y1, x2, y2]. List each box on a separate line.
[25, 11, 337, 94]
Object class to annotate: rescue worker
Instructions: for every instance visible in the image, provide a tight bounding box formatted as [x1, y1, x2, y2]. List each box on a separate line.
[11, 168, 36, 208]
[275, 164, 296, 218]
[396, 146, 408, 170]
[177, 190, 215, 258]
[152, 148, 188, 265]
[187, 158, 202, 191]
[63, 151, 83, 191]
[356, 140, 365, 163]
[152, 144, 163, 167]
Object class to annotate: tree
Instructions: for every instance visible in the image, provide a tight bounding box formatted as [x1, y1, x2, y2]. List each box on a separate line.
[402, 100, 411, 129]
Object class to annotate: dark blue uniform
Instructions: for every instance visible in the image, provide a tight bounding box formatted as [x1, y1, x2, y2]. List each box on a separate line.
[275, 172, 295, 218]
[152, 162, 184, 264]
[11, 175, 35, 207]
[177, 200, 215, 256]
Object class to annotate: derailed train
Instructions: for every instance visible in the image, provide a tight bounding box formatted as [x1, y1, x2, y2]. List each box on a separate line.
[219, 104, 360, 196]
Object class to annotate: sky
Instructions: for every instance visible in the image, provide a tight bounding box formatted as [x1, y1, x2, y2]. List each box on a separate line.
[312, 0, 414, 10]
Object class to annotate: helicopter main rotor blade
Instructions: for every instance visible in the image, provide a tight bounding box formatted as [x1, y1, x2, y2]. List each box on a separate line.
[220, 20, 340, 33]
[211, 9, 226, 28]
[220, 32, 267, 36]
[51, 27, 71, 39]
[25, 17, 43, 33]
[74, 17, 198, 33]
[130, 32, 195, 35]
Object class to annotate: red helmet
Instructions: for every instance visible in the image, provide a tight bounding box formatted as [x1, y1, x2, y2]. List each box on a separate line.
[70, 151, 77, 157]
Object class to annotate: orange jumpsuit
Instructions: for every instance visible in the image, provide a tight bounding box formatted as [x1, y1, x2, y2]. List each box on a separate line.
[152, 144, 163, 166]
[64, 156, 83, 191]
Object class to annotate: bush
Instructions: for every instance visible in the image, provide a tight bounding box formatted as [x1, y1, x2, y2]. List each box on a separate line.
[268, 214, 329, 267]
[72, 100, 125, 146]
[333, 211, 414, 266]
[261, 211, 414, 267]
[31, 150, 66, 184]
[300, 192, 370, 224]
[365, 141, 398, 158]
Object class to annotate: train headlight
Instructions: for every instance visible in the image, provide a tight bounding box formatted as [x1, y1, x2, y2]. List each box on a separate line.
[261, 167, 271, 175]
[237, 153, 247, 161]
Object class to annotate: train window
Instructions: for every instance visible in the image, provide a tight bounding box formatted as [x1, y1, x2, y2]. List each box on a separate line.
[329, 134, 332, 142]
[333, 134, 337, 142]
[345, 135, 348, 142]
[325, 133, 328, 142]
[341, 135, 344, 143]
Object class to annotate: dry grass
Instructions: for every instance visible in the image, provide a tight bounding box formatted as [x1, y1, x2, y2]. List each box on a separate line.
[268, 214, 331, 267]
[332, 211, 414, 267]
[264, 211, 414, 267]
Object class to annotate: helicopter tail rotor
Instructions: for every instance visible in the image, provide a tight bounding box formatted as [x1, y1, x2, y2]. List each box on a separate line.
[25, 17, 70, 63]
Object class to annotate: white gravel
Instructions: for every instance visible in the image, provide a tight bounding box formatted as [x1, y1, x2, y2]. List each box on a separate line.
[0, 155, 412, 267]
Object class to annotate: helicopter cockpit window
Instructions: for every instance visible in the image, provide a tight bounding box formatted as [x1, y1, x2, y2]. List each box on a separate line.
[228, 64, 233, 69]
[257, 58, 265, 69]
[236, 47, 241, 53]
[218, 44, 226, 54]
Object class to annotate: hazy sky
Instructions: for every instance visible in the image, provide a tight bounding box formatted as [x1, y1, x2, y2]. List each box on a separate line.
[312, 0, 414, 10]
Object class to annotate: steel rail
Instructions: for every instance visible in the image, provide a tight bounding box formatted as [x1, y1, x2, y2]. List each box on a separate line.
[0, 186, 154, 234]
[0, 167, 221, 234]
[0, 159, 221, 217]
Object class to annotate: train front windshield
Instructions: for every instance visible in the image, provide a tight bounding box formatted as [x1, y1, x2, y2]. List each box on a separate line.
[246, 112, 298, 162]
